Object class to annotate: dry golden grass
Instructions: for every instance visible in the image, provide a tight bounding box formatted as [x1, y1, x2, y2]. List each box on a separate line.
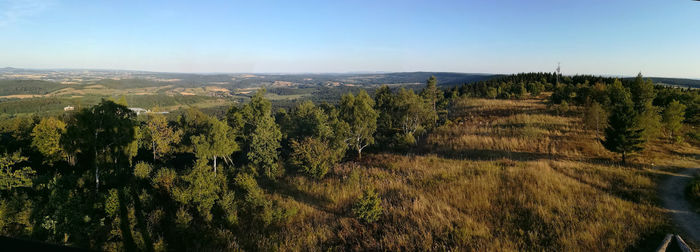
[258, 97, 700, 251]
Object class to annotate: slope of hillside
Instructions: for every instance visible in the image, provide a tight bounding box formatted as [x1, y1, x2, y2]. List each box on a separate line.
[245, 97, 700, 250]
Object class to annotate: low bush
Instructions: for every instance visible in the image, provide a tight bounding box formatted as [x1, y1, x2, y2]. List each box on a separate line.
[353, 188, 383, 223]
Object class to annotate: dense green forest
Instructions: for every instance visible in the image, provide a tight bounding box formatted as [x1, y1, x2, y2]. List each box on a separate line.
[0, 74, 698, 250]
[0, 80, 65, 96]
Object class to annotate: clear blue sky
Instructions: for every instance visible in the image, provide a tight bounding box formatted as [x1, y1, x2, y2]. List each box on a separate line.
[1, 0, 699, 78]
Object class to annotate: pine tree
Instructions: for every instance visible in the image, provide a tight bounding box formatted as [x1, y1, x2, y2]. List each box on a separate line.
[420, 76, 441, 112]
[602, 81, 645, 164]
[248, 115, 282, 178]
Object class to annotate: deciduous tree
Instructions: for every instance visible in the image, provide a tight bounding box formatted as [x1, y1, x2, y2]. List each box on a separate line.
[290, 137, 337, 179]
[662, 100, 686, 141]
[340, 90, 378, 159]
[145, 115, 183, 161]
[229, 89, 282, 178]
[191, 118, 238, 175]
[583, 101, 607, 138]
[64, 99, 136, 191]
[31, 117, 67, 164]
[0, 152, 34, 190]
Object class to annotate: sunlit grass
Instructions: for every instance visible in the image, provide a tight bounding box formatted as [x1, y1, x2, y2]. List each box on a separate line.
[255, 96, 699, 250]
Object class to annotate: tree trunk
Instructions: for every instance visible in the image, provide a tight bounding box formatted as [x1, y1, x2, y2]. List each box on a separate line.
[357, 148, 362, 160]
[96, 165, 99, 191]
[622, 151, 626, 164]
[153, 141, 156, 161]
[213, 156, 217, 176]
[95, 146, 99, 191]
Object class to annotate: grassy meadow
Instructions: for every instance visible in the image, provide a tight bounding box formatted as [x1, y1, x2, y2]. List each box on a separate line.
[248, 97, 700, 251]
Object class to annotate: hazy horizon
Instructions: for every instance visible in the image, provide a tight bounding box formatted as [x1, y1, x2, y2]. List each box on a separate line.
[1, 0, 699, 78]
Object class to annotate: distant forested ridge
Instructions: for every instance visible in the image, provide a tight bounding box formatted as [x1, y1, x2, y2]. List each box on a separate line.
[0, 80, 64, 96]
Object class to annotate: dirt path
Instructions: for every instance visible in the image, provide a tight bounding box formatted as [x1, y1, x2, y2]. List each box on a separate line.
[660, 166, 700, 245]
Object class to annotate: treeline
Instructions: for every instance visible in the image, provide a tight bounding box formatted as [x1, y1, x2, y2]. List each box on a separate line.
[450, 72, 698, 125]
[0, 76, 451, 250]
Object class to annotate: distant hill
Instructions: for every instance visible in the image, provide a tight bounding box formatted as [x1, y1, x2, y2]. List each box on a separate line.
[644, 77, 700, 89]
[0, 69, 497, 89]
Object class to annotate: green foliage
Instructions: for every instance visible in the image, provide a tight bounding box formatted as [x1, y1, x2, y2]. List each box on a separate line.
[133, 162, 152, 179]
[105, 189, 120, 217]
[151, 168, 177, 193]
[630, 73, 656, 113]
[219, 192, 238, 226]
[629, 74, 662, 143]
[353, 188, 383, 223]
[486, 87, 498, 99]
[510, 82, 526, 98]
[229, 89, 282, 178]
[175, 207, 192, 230]
[64, 99, 136, 189]
[248, 115, 282, 178]
[420, 76, 442, 112]
[174, 160, 225, 221]
[662, 100, 686, 141]
[396, 88, 435, 138]
[145, 114, 183, 161]
[526, 81, 545, 96]
[178, 107, 211, 152]
[31, 117, 67, 164]
[0, 193, 33, 235]
[556, 100, 570, 115]
[340, 90, 378, 159]
[0, 116, 34, 153]
[234, 173, 273, 225]
[0, 152, 34, 190]
[0, 79, 64, 96]
[637, 106, 663, 142]
[290, 137, 337, 179]
[191, 117, 238, 173]
[286, 100, 333, 141]
[125, 125, 142, 166]
[602, 81, 645, 163]
[583, 101, 607, 137]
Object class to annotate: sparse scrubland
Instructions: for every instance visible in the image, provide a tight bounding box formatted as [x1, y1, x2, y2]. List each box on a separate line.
[0, 73, 699, 251]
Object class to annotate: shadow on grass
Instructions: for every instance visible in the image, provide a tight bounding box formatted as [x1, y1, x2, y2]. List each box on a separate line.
[427, 148, 565, 162]
[263, 177, 343, 217]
